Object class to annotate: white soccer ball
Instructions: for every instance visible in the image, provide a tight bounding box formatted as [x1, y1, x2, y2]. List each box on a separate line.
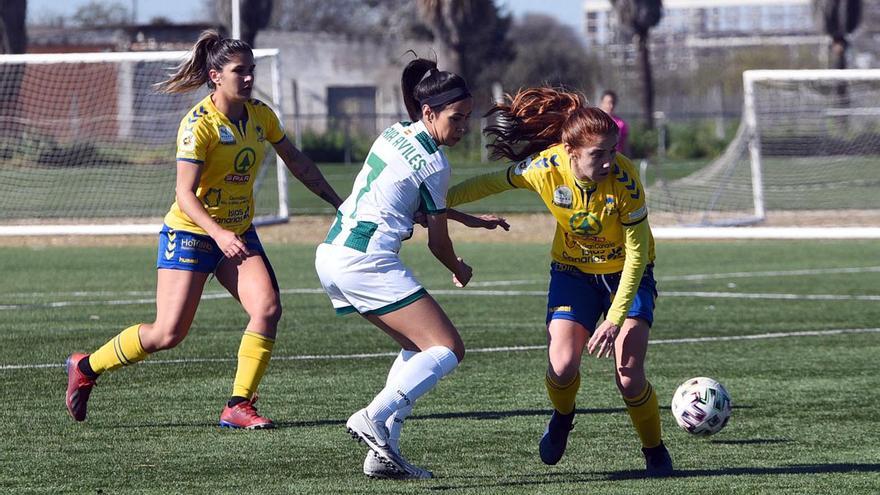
[670, 377, 732, 436]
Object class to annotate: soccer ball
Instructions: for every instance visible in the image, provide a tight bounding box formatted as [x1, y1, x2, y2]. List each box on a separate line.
[670, 377, 732, 436]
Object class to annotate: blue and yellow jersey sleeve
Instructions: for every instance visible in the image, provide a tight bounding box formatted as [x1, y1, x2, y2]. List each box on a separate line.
[176, 104, 213, 164]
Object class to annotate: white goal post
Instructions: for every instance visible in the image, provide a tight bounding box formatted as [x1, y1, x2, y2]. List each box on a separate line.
[648, 69, 880, 238]
[0, 49, 288, 236]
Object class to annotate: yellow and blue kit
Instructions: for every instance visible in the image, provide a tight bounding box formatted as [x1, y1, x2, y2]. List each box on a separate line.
[448, 144, 656, 329]
[156, 95, 286, 273]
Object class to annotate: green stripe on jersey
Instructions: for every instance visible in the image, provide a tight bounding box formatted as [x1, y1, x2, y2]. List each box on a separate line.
[350, 152, 387, 219]
[415, 131, 439, 155]
[324, 211, 344, 243]
[419, 183, 445, 214]
[343, 221, 379, 252]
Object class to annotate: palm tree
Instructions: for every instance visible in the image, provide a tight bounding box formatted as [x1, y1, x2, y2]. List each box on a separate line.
[812, 0, 862, 69]
[415, 0, 511, 102]
[610, 0, 663, 130]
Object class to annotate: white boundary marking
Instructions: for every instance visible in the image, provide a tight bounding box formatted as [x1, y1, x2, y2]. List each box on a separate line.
[3, 287, 879, 310]
[3, 327, 878, 371]
[5, 265, 878, 301]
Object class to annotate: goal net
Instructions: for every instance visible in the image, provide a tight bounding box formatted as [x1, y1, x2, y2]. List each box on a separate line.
[0, 49, 287, 236]
[648, 69, 880, 231]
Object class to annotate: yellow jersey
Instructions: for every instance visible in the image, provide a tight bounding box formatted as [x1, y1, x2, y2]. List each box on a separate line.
[449, 143, 654, 274]
[448, 144, 655, 324]
[164, 94, 286, 235]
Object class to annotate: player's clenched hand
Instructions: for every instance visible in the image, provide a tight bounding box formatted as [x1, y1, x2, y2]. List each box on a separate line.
[587, 320, 619, 358]
[453, 257, 472, 288]
[476, 214, 510, 231]
[214, 229, 250, 260]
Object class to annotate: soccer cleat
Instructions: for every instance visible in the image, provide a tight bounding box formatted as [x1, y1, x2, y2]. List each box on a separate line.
[363, 450, 433, 480]
[346, 408, 422, 478]
[65, 353, 96, 422]
[219, 396, 275, 429]
[539, 409, 576, 465]
[642, 441, 674, 478]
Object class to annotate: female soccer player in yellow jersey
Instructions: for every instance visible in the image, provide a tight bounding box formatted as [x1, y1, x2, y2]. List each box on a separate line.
[447, 87, 673, 477]
[65, 30, 342, 429]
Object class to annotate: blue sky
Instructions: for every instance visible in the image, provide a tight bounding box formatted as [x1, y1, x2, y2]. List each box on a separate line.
[27, 0, 584, 31]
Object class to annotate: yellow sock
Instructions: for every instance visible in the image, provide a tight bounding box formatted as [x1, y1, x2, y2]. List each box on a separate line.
[545, 371, 580, 415]
[624, 382, 662, 448]
[231, 331, 275, 399]
[88, 324, 148, 374]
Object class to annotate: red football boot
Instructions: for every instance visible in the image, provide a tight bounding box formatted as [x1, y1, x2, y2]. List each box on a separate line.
[219, 396, 275, 429]
[65, 353, 96, 422]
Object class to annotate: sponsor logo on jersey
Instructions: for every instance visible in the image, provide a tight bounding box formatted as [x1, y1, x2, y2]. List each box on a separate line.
[218, 125, 236, 144]
[234, 147, 256, 173]
[225, 174, 251, 183]
[553, 186, 573, 208]
[179, 257, 198, 264]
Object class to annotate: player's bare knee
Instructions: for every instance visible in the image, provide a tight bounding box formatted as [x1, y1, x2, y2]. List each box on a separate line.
[249, 298, 281, 328]
[616, 367, 646, 396]
[549, 359, 579, 382]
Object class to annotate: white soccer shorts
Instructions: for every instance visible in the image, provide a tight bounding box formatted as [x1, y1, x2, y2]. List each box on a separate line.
[315, 243, 426, 316]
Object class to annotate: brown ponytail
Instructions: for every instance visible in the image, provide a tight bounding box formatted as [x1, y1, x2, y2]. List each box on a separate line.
[155, 30, 252, 94]
[485, 87, 618, 162]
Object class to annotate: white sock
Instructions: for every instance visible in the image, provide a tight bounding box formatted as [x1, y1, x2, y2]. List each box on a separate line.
[385, 350, 418, 452]
[366, 346, 458, 424]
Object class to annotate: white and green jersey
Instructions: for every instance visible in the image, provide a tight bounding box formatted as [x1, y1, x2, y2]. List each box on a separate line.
[324, 120, 450, 254]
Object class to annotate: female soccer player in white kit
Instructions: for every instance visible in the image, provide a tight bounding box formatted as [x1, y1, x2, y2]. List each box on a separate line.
[315, 58, 505, 479]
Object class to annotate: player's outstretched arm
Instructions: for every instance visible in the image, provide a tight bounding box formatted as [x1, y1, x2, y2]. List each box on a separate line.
[273, 138, 343, 210]
[447, 209, 510, 231]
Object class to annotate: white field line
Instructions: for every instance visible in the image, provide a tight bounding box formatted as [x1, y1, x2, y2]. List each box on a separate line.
[6, 265, 879, 301]
[4, 287, 879, 311]
[3, 327, 878, 371]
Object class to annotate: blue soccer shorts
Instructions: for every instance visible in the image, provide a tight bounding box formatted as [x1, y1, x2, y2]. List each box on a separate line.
[156, 224, 269, 275]
[546, 261, 658, 331]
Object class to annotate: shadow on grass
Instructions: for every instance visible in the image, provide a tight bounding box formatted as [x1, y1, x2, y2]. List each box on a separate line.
[275, 407, 625, 429]
[96, 407, 625, 430]
[426, 463, 880, 490]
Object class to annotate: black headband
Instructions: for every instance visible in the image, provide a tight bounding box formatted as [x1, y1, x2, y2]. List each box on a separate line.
[419, 87, 471, 108]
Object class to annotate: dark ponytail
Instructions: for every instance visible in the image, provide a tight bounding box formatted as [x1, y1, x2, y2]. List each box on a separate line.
[155, 30, 253, 94]
[401, 56, 471, 121]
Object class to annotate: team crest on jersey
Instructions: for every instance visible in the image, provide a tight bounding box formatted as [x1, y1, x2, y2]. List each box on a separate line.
[569, 211, 603, 237]
[179, 131, 195, 152]
[218, 125, 236, 144]
[604, 195, 618, 215]
[552, 186, 573, 208]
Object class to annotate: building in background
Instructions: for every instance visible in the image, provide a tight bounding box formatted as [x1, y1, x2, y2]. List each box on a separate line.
[582, 0, 879, 123]
[584, 0, 821, 72]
